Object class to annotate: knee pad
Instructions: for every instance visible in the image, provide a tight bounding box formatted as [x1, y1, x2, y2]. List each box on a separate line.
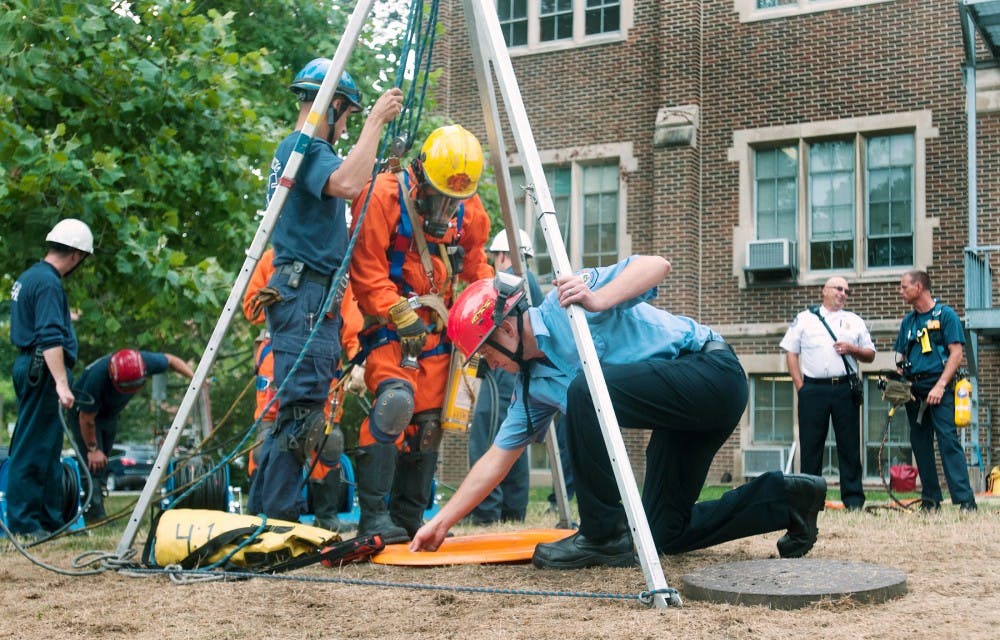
[407, 409, 442, 453]
[277, 404, 324, 466]
[305, 421, 344, 467]
[369, 379, 414, 443]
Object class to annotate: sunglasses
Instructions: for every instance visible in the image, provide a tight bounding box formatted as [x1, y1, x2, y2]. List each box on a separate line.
[825, 285, 850, 295]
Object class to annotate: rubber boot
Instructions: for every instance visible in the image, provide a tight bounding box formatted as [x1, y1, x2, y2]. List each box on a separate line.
[390, 450, 438, 539]
[355, 443, 409, 543]
[309, 469, 342, 534]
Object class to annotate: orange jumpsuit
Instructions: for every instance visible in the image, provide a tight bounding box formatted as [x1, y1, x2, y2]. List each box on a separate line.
[349, 169, 493, 448]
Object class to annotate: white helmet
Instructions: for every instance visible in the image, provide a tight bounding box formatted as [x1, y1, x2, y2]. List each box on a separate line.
[488, 229, 534, 258]
[46, 218, 94, 254]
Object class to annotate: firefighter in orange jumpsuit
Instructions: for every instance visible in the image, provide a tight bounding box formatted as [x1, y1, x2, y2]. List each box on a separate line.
[243, 247, 364, 531]
[349, 125, 493, 541]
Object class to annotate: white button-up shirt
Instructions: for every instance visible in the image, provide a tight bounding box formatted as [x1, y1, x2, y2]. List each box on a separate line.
[779, 306, 875, 378]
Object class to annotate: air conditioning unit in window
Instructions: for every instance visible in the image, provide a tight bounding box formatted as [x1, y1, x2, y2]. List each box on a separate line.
[744, 239, 797, 282]
[742, 447, 788, 478]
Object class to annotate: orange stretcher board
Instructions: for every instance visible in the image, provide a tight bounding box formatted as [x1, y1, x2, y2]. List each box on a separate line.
[371, 528, 576, 566]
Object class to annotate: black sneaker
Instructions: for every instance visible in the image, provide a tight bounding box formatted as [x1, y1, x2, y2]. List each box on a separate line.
[532, 526, 636, 570]
[958, 501, 978, 512]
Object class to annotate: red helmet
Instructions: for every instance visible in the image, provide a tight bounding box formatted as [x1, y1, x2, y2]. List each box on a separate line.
[109, 349, 147, 393]
[447, 273, 527, 358]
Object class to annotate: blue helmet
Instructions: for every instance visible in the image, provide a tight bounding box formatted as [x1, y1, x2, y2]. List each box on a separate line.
[289, 58, 363, 109]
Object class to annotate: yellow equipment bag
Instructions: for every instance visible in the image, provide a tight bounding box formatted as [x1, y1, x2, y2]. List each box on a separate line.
[147, 509, 340, 570]
[441, 351, 482, 432]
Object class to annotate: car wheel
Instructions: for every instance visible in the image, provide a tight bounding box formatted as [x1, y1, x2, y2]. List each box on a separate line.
[106, 475, 117, 492]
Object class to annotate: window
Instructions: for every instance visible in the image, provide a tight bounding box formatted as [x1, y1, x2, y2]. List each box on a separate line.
[496, 0, 631, 53]
[754, 147, 797, 241]
[509, 159, 624, 284]
[733, 112, 931, 286]
[746, 374, 913, 482]
[751, 376, 795, 444]
[735, 0, 897, 23]
[866, 134, 914, 268]
[497, 0, 528, 47]
[753, 134, 914, 273]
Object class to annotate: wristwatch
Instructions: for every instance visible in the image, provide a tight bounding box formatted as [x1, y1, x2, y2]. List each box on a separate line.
[86, 442, 98, 452]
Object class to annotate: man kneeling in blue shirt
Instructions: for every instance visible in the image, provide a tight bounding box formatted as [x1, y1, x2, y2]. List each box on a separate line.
[410, 255, 827, 568]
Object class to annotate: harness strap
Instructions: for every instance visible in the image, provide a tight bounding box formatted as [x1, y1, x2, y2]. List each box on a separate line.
[357, 325, 452, 362]
[393, 167, 438, 291]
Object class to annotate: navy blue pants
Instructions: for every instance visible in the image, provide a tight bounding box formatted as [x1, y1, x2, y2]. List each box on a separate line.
[565, 348, 791, 553]
[468, 368, 529, 523]
[7, 354, 68, 534]
[905, 382, 975, 505]
[797, 382, 865, 509]
[252, 271, 341, 521]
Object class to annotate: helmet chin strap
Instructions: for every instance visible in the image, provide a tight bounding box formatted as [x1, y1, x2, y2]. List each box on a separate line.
[484, 313, 537, 435]
[326, 97, 346, 144]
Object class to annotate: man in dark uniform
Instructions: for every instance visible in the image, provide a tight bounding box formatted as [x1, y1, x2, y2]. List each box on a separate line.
[467, 229, 543, 524]
[71, 349, 194, 523]
[413, 255, 829, 568]
[246, 58, 402, 522]
[896, 270, 977, 511]
[7, 218, 93, 538]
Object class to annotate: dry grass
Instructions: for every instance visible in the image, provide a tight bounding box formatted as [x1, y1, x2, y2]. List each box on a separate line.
[2, 496, 998, 640]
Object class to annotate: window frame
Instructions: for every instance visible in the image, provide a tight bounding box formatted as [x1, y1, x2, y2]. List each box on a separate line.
[731, 111, 936, 288]
[497, 0, 633, 55]
[507, 143, 635, 283]
[734, 0, 898, 23]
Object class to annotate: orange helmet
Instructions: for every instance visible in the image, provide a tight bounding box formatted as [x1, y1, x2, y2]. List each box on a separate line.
[447, 273, 528, 358]
[109, 349, 147, 394]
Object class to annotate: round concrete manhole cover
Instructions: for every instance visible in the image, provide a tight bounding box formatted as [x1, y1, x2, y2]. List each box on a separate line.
[681, 559, 907, 609]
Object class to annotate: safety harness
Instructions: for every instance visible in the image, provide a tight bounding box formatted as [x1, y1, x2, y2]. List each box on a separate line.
[356, 165, 460, 364]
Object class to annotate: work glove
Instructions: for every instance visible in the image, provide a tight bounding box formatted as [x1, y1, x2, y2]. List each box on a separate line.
[389, 297, 428, 369]
[248, 286, 283, 322]
[345, 363, 368, 396]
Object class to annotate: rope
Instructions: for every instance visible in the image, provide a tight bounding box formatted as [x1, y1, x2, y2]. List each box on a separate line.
[116, 565, 674, 606]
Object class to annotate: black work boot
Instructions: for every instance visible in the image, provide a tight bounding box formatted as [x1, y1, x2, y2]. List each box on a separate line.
[309, 470, 342, 534]
[777, 473, 827, 558]
[389, 450, 438, 539]
[355, 443, 409, 543]
[532, 520, 636, 570]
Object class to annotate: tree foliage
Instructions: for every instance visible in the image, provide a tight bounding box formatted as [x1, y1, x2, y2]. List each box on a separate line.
[0, 0, 410, 441]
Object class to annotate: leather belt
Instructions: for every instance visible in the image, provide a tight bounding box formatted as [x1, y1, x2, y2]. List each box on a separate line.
[803, 375, 851, 385]
[700, 340, 734, 355]
[275, 262, 332, 287]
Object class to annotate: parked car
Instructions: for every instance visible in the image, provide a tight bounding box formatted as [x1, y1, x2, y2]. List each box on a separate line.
[105, 444, 157, 491]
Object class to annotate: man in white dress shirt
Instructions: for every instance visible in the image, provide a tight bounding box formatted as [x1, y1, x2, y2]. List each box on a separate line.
[780, 277, 875, 510]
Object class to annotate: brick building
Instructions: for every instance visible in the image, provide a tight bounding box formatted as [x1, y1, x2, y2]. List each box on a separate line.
[429, 0, 1000, 499]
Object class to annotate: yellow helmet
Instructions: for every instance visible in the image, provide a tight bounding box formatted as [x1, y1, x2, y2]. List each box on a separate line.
[419, 125, 483, 198]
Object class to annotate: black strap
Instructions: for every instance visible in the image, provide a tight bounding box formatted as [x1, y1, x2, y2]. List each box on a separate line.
[809, 306, 856, 377]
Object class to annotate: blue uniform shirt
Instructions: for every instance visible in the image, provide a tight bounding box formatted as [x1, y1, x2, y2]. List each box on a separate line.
[266, 132, 347, 275]
[494, 257, 721, 450]
[75, 352, 169, 420]
[9, 260, 78, 366]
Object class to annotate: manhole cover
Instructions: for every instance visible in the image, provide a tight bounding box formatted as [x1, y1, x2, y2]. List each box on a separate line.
[681, 559, 906, 609]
